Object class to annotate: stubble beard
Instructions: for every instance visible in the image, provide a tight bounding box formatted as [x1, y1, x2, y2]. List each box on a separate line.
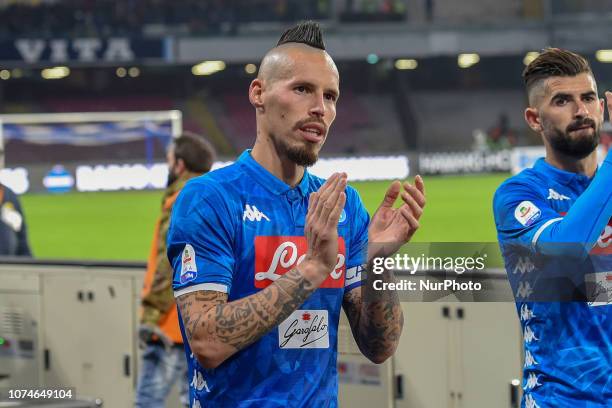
[272, 133, 320, 167]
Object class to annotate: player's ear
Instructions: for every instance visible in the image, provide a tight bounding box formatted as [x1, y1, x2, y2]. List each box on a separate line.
[524, 107, 542, 133]
[249, 78, 264, 111]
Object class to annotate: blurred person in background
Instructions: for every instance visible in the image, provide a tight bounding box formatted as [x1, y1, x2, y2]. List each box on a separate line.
[0, 137, 32, 257]
[136, 132, 215, 408]
[486, 112, 517, 150]
[493, 48, 611, 407]
[0, 182, 32, 256]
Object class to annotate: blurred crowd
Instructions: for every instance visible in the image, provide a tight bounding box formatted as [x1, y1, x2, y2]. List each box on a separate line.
[0, 0, 324, 37]
[0, 0, 412, 38]
[0, 0, 330, 37]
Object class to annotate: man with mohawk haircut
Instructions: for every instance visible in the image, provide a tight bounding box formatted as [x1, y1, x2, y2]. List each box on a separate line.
[494, 48, 612, 407]
[167, 21, 426, 407]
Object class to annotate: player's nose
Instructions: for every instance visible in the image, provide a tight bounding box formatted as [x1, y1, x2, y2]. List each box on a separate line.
[309, 92, 326, 118]
[574, 100, 589, 118]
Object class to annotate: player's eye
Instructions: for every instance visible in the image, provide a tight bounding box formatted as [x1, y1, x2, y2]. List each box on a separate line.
[583, 95, 595, 103]
[295, 86, 307, 93]
[554, 98, 568, 106]
[324, 93, 337, 102]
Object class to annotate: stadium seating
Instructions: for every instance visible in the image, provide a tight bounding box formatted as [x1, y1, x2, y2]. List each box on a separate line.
[411, 90, 527, 151]
[216, 91, 406, 154]
[0, 0, 332, 37]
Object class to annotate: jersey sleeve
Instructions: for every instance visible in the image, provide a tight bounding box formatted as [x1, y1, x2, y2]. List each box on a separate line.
[493, 180, 563, 248]
[538, 151, 611, 252]
[494, 150, 612, 258]
[344, 186, 370, 293]
[168, 179, 236, 297]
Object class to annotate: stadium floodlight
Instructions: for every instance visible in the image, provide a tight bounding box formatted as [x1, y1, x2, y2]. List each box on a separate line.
[128, 67, 140, 77]
[394, 59, 418, 70]
[41, 66, 70, 80]
[0, 70, 10, 80]
[244, 63, 257, 74]
[523, 52, 539, 66]
[595, 50, 612, 62]
[192, 61, 226, 76]
[458, 53, 480, 69]
[116, 67, 127, 77]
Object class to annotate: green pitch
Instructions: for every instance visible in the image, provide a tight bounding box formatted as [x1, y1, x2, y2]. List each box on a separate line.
[20, 173, 509, 261]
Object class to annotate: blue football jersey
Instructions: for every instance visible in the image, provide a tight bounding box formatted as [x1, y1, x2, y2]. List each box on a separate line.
[168, 150, 369, 408]
[494, 158, 612, 407]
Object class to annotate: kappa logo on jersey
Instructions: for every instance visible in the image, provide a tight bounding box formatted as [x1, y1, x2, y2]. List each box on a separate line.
[514, 201, 541, 227]
[546, 188, 570, 201]
[278, 309, 329, 349]
[525, 393, 541, 408]
[513, 257, 535, 276]
[243, 204, 270, 222]
[254, 236, 346, 288]
[180, 244, 198, 284]
[516, 281, 534, 299]
[524, 326, 539, 343]
[190, 369, 210, 393]
[525, 373, 542, 391]
[520, 304, 535, 322]
[524, 350, 539, 367]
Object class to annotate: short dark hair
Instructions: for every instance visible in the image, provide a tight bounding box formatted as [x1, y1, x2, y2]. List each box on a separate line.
[173, 132, 215, 174]
[523, 48, 593, 95]
[277, 20, 325, 50]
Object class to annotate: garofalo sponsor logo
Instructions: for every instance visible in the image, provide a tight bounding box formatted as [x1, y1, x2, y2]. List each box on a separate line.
[278, 310, 329, 349]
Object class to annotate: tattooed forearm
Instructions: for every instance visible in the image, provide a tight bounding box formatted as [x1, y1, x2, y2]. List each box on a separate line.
[213, 269, 315, 349]
[176, 268, 317, 367]
[342, 265, 403, 363]
[178, 291, 227, 342]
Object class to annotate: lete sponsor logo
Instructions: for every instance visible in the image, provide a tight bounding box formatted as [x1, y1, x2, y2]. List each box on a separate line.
[514, 201, 541, 227]
[593, 221, 611, 254]
[278, 309, 329, 349]
[180, 244, 198, 284]
[254, 236, 345, 288]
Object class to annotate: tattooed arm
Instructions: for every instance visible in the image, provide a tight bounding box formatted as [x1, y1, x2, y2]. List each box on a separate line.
[176, 173, 348, 369]
[177, 264, 323, 369]
[343, 176, 425, 363]
[342, 265, 403, 364]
